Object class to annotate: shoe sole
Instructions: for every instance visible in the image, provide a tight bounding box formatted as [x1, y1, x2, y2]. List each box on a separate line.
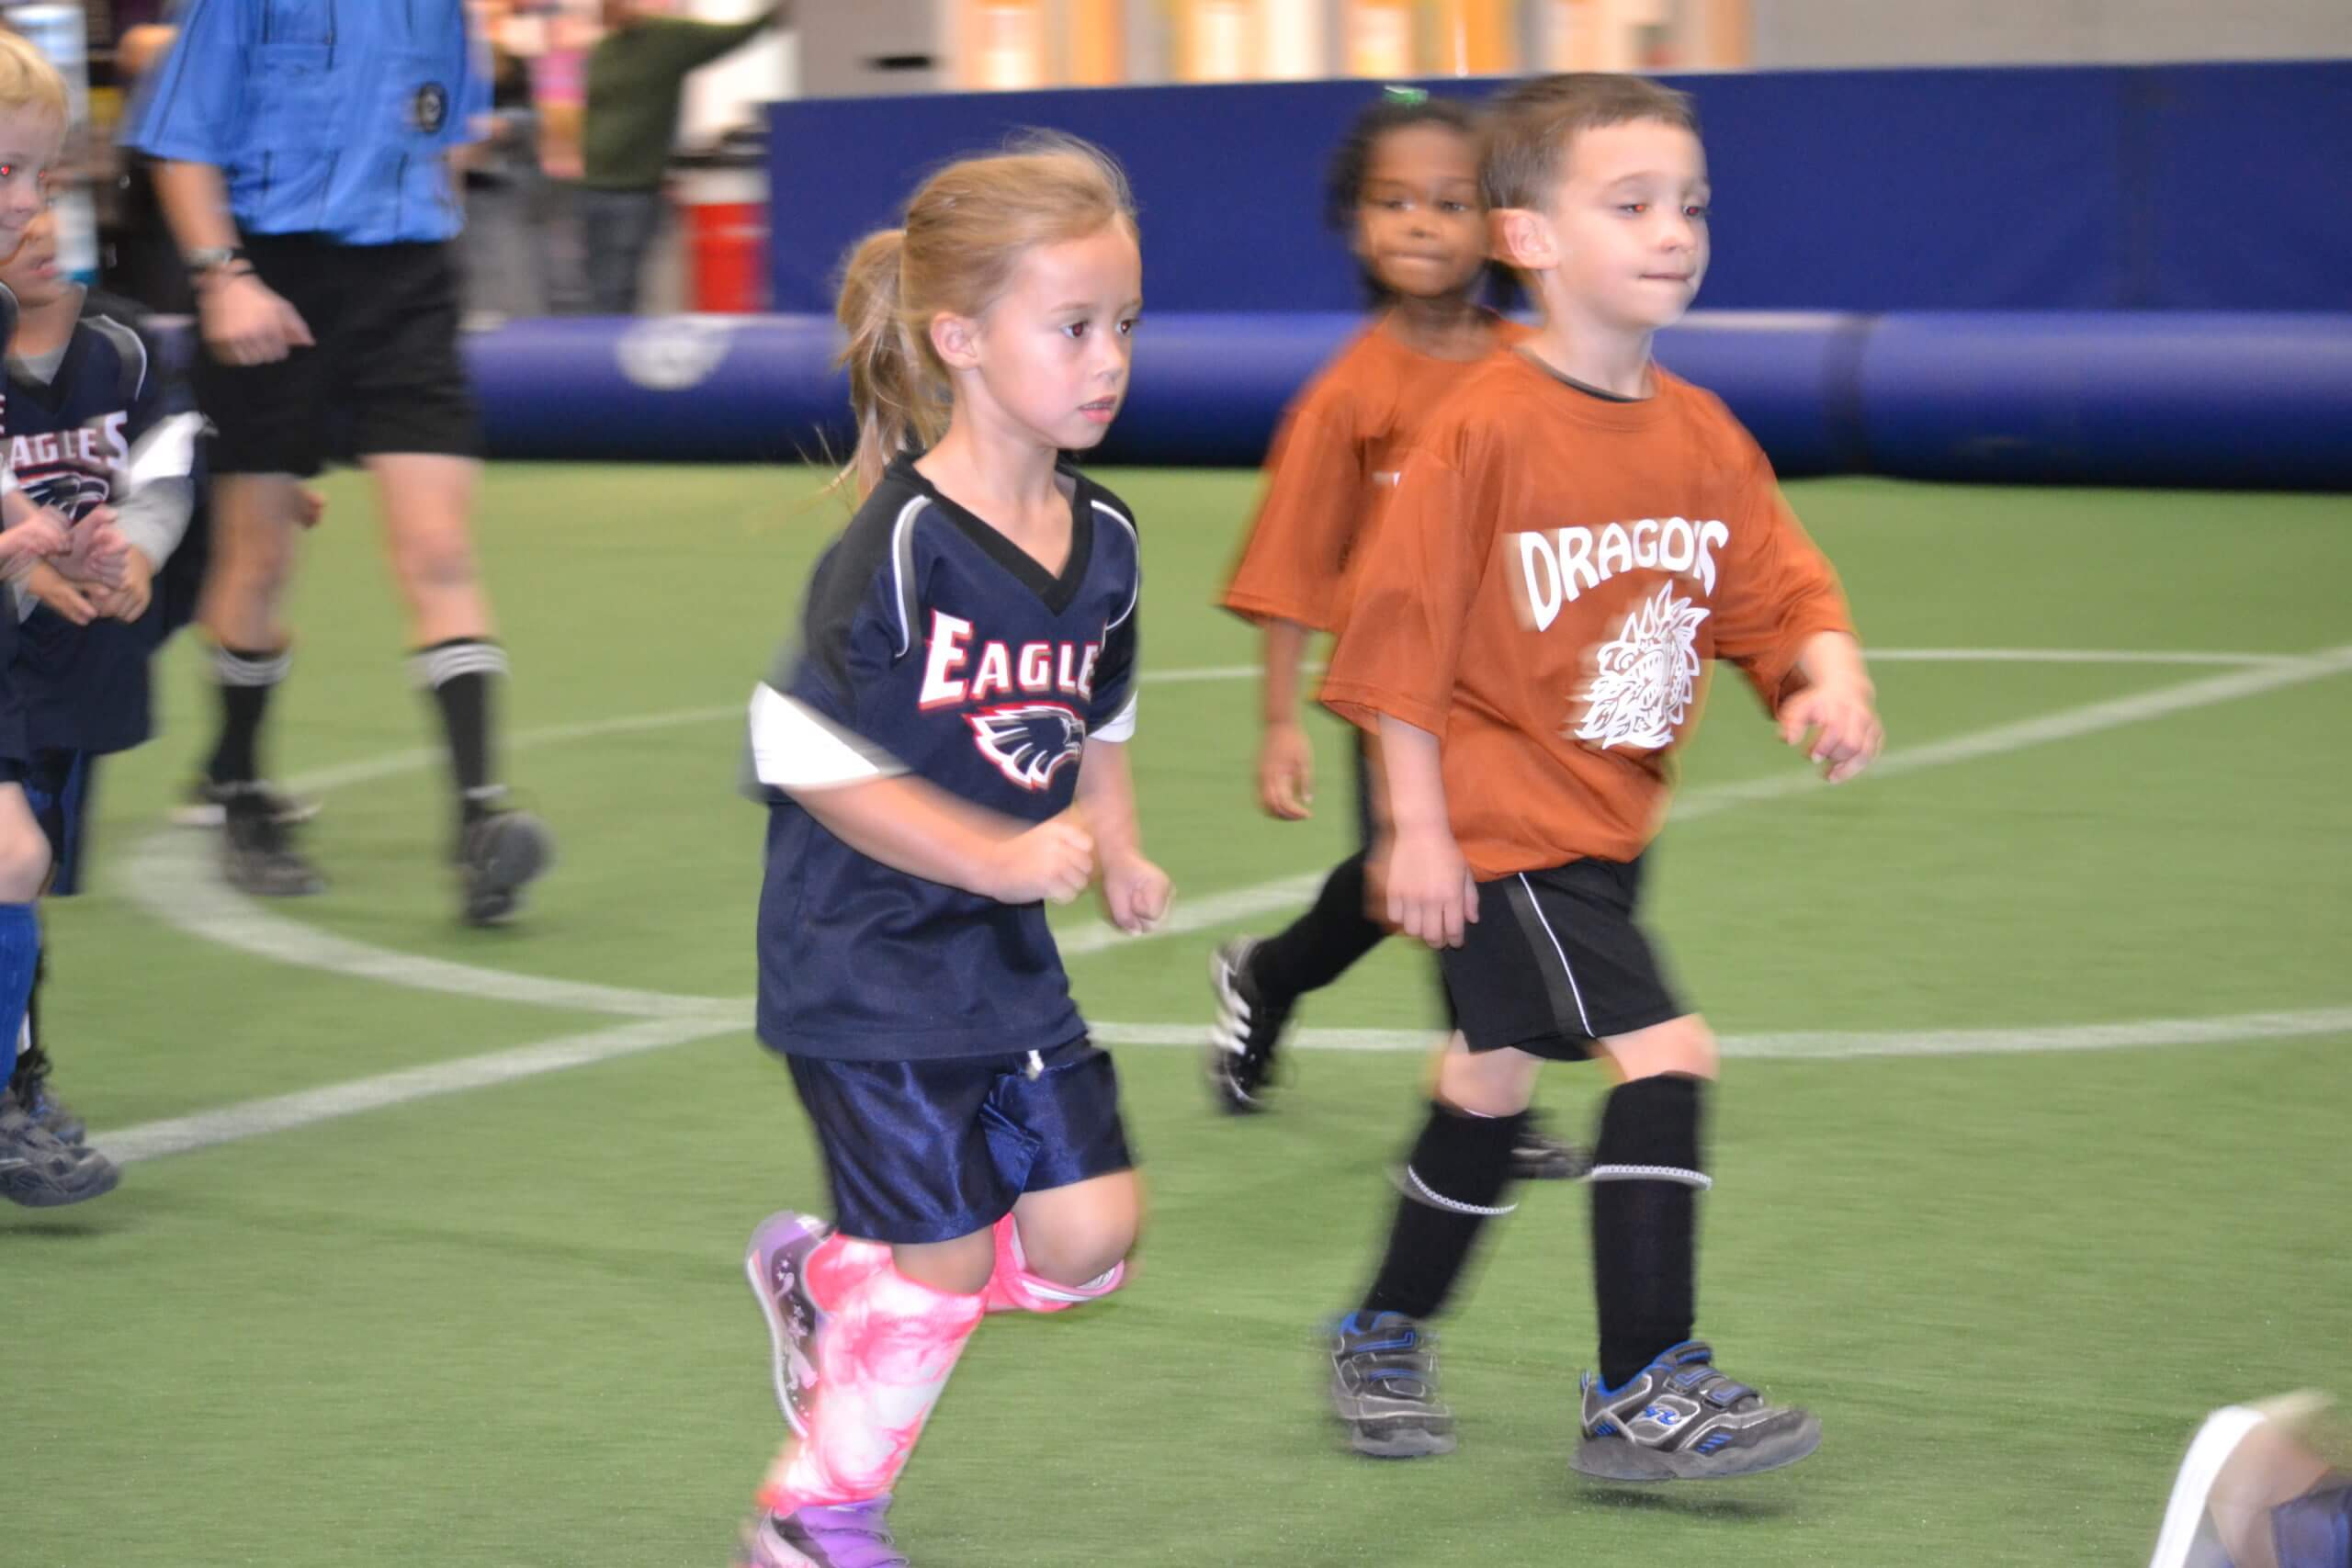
[1206, 944, 1271, 1114]
[173, 800, 321, 829]
[1331, 1385, 1457, 1459]
[745, 1211, 831, 1438]
[0, 1158, 120, 1208]
[1510, 1140, 1594, 1181]
[1570, 1412, 1822, 1482]
[1343, 1417, 1458, 1460]
[222, 860, 327, 897]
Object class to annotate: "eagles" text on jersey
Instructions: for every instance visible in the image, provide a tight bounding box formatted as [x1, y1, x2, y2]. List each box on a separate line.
[917, 611, 1102, 709]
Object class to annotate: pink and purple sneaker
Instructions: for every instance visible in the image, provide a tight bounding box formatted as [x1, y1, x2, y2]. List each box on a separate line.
[735, 1498, 907, 1568]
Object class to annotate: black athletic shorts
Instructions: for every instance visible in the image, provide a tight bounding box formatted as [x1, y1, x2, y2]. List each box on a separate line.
[1440, 856, 1687, 1061]
[197, 233, 483, 478]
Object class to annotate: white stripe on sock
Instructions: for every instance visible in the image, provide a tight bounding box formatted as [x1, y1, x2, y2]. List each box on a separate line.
[1400, 1163, 1519, 1216]
[215, 649, 291, 688]
[413, 643, 510, 689]
[1587, 1163, 1713, 1190]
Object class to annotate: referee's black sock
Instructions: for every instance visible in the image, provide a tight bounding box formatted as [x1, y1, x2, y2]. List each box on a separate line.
[206, 644, 290, 788]
[1589, 1075, 1706, 1390]
[414, 638, 509, 827]
[1250, 849, 1386, 1003]
[1359, 1100, 1523, 1322]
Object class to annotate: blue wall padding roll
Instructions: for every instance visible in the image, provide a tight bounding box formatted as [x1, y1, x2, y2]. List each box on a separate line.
[1855, 314, 2352, 490]
[451, 311, 2352, 490]
[468, 314, 855, 465]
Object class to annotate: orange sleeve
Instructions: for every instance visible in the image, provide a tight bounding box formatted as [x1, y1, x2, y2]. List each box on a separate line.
[1708, 444, 1857, 713]
[1220, 384, 1371, 633]
[1317, 426, 1492, 738]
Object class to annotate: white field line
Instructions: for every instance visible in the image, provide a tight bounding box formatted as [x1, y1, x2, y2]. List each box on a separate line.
[1091, 1008, 2352, 1060]
[92, 1012, 749, 1166]
[123, 643, 2352, 1021]
[89, 1004, 2352, 1167]
[96, 645, 2352, 1162]
[1671, 643, 2352, 825]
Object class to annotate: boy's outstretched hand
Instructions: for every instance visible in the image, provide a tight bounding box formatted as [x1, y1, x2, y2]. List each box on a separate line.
[1779, 677, 1883, 784]
[1383, 825, 1479, 950]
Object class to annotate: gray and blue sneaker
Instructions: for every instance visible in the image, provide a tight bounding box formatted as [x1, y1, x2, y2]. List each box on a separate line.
[736, 1498, 909, 1568]
[9, 1043, 86, 1144]
[1573, 1340, 1820, 1481]
[0, 1096, 118, 1207]
[1329, 1311, 1456, 1459]
[745, 1211, 833, 1436]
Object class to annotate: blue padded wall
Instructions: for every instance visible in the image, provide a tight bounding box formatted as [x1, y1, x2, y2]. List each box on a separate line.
[458, 311, 2352, 490]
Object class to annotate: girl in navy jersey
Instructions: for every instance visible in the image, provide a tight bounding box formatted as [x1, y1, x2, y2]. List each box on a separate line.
[733, 136, 1167, 1568]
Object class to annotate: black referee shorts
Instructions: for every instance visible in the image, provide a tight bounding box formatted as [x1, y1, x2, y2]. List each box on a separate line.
[197, 233, 483, 478]
[1440, 855, 1688, 1061]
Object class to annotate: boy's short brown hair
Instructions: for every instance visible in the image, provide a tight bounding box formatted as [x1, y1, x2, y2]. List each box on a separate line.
[1482, 73, 1700, 211]
[0, 31, 69, 123]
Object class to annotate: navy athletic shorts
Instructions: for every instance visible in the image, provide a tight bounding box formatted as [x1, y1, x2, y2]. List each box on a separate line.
[21, 750, 95, 897]
[784, 1036, 1133, 1245]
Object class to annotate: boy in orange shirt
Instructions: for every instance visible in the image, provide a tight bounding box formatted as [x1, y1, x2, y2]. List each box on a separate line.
[1212, 89, 1578, 1179]
[1317, 73, 1882, 1480]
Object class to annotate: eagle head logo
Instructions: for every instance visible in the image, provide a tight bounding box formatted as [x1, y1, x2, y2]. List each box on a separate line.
[967, 702, 1087, 791]
[26, 470, 112, 521]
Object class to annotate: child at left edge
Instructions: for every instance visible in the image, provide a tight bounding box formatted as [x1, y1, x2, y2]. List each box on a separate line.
[0, 32, 131, 1202]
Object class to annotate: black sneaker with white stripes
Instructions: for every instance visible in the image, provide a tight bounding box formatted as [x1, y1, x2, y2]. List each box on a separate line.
[221, 796, 327, 897]
[174, 778, 318, 829]
[1512, 1110, 1592, 1182]
[1207, 938, 1289, 1113]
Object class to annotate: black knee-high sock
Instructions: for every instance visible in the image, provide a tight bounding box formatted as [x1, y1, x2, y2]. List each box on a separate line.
[1250, 850, 1386, 1004]
[1359, 1100, 1523, 1322]
[207, 644, 290, 787]
[7, 947, 43, 1099]
[413, 639, 509, 824]
[1589, 1076, 1706, 1389]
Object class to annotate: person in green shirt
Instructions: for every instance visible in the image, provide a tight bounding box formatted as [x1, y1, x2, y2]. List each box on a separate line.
[582, 0, 788, 313]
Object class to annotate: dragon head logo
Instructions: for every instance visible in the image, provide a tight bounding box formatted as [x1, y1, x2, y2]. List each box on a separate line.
[1572, 583, 1711, 752]
[967, 702, 1087, 791]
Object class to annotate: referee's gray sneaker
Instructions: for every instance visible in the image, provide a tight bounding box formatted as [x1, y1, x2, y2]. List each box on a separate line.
[458, 808, 553, 926]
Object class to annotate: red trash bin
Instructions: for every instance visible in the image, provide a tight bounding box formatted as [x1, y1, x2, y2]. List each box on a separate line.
[681, 166, 769, 313]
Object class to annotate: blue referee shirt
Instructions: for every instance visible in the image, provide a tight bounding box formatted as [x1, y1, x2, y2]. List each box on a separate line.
[122, 0, 491, 246]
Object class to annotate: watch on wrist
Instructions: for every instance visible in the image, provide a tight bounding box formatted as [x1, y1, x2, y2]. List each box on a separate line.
[186, 244, 249, 277]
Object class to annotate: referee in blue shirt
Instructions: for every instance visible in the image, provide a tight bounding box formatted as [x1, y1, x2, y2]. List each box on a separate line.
[125, 0, 553, 925]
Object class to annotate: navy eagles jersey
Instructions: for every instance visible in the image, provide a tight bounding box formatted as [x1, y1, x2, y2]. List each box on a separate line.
[9, 290, 204, 756]
[749, 452, 1142, 1061]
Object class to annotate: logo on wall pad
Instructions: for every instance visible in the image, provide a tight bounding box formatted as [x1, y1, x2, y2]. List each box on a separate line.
[616, 317, 743, 391]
